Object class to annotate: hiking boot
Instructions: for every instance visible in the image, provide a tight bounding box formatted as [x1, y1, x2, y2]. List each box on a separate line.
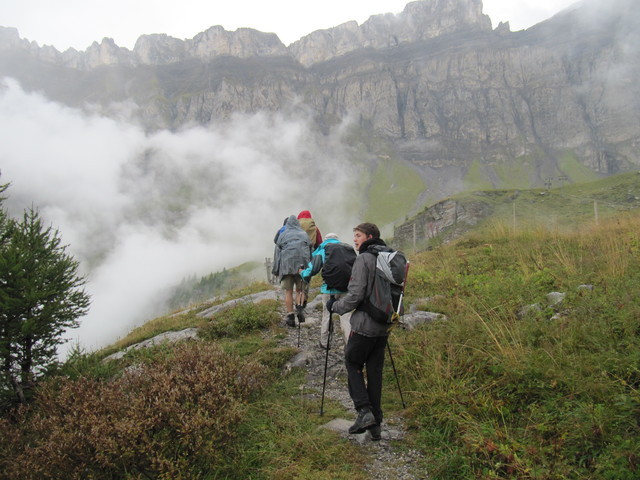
[285, 313, 296, 327]
[295, 304, 305, 323]
[348, 407, 376, 434]
[368, 424, 382, 441]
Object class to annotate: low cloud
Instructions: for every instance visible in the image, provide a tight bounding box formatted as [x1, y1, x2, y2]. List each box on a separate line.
[0, 78, 360, 355]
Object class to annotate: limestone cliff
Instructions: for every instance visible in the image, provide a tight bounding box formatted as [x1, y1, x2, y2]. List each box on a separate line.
[289, 0, 491, 66]
[0, 0, 638, 204]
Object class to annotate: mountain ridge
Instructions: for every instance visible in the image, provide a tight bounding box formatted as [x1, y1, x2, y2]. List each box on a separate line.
[0, 0, 492, 69]
[1, 0, 639, 223]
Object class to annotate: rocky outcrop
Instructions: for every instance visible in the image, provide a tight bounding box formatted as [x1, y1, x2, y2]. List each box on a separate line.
[0, 26, 288, 69]
[187, 27, 288, 60]
[133, 34, 187, 65]
[393, 196, 494, 249]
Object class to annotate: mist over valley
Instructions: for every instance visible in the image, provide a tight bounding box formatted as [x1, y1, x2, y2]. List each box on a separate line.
[0, 79, 362, 353]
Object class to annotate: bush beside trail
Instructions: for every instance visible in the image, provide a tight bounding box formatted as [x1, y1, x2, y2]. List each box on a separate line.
[0, 342, 268, 480]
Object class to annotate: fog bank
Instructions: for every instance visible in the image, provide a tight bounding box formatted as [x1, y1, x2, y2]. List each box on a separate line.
[0, 78, 360, 355]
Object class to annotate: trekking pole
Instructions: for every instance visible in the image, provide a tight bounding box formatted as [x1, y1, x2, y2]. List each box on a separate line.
[320, 295, 335, 416]
[386, 340, 406, 409]
[388, 260, 410, 408]
[297, 275, 305, 348]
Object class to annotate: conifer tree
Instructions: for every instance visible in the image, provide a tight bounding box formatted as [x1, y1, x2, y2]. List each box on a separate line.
[0, 180, 90, 407]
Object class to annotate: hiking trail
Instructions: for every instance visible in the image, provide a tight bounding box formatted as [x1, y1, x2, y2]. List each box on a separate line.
[277, 291, 427, 480]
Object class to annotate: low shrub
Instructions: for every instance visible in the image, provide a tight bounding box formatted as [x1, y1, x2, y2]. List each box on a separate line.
[0, 341, 268, 480]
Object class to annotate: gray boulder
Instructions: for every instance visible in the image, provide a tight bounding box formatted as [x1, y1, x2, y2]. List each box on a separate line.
[400, 311, 447, 330]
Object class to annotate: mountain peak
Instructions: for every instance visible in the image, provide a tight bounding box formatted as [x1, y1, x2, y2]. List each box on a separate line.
[290, 0, 492, 66]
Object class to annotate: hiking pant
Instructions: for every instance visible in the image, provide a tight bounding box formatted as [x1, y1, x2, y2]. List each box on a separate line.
[320, 293, 352, 348]
[344, 332, 387, 425]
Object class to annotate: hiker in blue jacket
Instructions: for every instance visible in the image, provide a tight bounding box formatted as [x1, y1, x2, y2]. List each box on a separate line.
[299, 233, 353, 350]
[326, 222, 390, 441]
[272, 215, 311, 327]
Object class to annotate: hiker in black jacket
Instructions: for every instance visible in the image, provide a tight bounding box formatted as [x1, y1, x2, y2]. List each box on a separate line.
[326, 222, 389, 441]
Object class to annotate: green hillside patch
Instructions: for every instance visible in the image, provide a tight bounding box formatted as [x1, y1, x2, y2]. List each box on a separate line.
[558, 151, 600, 184]
[364, 157, 426, 225]
[167, 262, 264, 311]
[463, 150, 602, 193]
[398, 172, 640, 251]
[465, 154, 544, 191]
[562, 170, 640, 203]
[463, 159, 495, 190]
[493, 158, 539, 189]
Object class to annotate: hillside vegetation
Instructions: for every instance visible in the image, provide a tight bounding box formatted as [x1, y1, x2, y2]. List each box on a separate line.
[397, 214, 640, 478]
[396, 171, 640, 251]
[1, 192, 639, 478]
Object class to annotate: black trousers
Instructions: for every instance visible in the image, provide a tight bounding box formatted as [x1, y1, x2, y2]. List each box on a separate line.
[344, 332, 388, 424]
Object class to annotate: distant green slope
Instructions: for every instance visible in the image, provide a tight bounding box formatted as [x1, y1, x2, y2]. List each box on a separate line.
[166, 261, 263, 311]
[485, 170, 640, 228]
[395, 171, 640, 251]
[363, 156, 426, 228]
[463, 149, 601, 192]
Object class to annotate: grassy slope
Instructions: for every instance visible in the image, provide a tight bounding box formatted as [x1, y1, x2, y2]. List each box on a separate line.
[363, 156, 426, 228]
[488, 171, 640, 230]
[409, 171, 640, 244]
[7, 174, 640, 479]
[395, 213, 640, 478]
[463, 149, 601, 192]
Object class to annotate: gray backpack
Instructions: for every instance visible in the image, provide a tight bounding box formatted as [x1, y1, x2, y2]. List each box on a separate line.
[357, 247, 408, 324]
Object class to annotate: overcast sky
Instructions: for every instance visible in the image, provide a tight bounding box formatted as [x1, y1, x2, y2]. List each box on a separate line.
[1, 0, 579, 51]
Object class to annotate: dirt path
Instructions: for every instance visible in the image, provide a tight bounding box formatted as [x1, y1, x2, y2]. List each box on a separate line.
[279, 293, 427, 480]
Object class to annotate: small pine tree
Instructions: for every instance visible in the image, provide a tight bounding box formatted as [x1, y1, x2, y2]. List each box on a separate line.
[0, 194, 90, 408]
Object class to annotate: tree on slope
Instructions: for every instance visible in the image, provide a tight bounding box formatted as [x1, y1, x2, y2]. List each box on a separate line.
[0, 180, 90, 408]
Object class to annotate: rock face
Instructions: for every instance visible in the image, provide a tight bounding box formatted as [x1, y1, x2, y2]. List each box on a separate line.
[1, 0, 639, 197]
[393, 196, 494, 249]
